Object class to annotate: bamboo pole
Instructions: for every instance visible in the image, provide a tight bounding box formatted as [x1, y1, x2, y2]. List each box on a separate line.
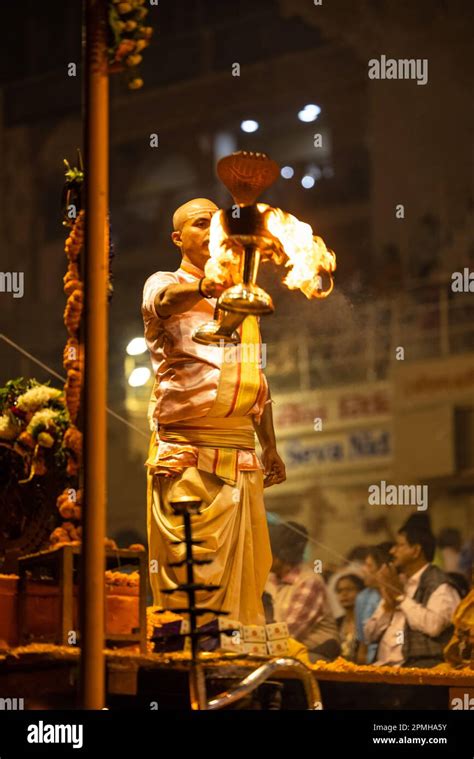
[80, 0, 109, 709]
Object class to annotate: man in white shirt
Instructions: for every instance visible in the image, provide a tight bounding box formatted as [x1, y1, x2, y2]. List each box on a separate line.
[365, 517, 460, 668]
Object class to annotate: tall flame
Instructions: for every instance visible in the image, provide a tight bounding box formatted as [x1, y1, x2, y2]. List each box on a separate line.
[205, 210, 241, 285]
[258, 204, 336, 299]
[206, 205, 336, 298]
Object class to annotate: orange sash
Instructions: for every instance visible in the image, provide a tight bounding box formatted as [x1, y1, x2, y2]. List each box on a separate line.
[147, 315, 264, 484]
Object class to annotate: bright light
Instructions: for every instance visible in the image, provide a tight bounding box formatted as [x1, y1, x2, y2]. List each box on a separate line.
[298, 104, 321, 123]
[240, 119, 259, 133]
[126, 337, 147, 356]
[281, 166, 294, 179]
[301, 175, 315, 189]
[128, 367, 151, 387]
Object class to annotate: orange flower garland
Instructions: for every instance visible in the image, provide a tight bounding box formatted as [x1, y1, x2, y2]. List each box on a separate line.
[48, 212, 86, 548]
[62, 426, 82, 478]
[63, 338, 84, 425]
[108, 0, 153, 90]
[56, 487, 82, 521]
[63, 209, 85, 424]
[54, 181, 116, 551]
[64, 210, 84, 262]
[50, 520, 82, 546]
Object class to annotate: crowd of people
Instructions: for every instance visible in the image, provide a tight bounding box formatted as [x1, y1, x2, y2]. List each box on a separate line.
[264, 514, 471, 669]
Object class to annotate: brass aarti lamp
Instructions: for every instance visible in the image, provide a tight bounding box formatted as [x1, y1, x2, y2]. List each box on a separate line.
[192, 150, 336, 346]
[192, 151, 281, 345]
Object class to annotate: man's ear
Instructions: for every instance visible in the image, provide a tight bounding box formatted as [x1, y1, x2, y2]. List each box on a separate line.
[171, 231, 182, 248]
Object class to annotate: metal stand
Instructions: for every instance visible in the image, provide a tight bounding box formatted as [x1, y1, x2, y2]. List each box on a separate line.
[153, 496, 234, 710]
[151, 495, 321, 710]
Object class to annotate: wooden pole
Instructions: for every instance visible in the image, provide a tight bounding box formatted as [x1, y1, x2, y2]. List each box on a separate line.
[80, 0, 109, 709]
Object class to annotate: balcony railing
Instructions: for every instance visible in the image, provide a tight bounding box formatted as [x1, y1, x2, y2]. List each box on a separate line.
[262, 279, 474, 392]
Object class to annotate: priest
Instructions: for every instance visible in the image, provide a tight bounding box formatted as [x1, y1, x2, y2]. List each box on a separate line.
[142, 198, 286, 625]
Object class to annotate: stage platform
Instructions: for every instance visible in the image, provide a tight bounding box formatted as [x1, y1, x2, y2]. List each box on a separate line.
[1, 644, 472, 710]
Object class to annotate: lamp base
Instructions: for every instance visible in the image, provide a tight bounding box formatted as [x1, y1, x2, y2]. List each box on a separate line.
[192, 321, 241, 346]
[219, 284, 274, 315]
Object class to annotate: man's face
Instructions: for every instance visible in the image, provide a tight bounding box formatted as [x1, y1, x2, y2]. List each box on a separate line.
[172, 213, 213, 267]
[390, 532, 420, 570]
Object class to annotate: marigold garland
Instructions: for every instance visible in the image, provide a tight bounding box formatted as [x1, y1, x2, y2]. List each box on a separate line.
[63, 209, 85, 427]
[108, 0, 153, 90]
[53, 200, 86, 548]
[57, 189, 116, 550]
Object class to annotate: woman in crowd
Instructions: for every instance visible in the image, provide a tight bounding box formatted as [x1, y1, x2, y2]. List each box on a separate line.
[335, 573, 365, 661]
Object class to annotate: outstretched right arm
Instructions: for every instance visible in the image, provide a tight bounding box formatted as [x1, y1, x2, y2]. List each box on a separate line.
[154, 278, 226, 317]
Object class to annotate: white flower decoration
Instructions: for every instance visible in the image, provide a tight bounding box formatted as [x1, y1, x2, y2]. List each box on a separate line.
[27, 408, 60, 433]
[16, 385, 62, 413]
[0, 413, 18, 440]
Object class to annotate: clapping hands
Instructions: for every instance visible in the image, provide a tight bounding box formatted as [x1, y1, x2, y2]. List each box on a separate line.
[376, 563, 404, 612]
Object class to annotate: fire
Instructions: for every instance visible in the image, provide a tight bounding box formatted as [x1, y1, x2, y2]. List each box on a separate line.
[205, 210, 240, 285]
[258, 204, 336, 299]
[206, 204, 336, 298]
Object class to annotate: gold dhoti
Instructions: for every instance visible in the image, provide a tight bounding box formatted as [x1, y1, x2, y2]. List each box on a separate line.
[147, 464, 272, 625]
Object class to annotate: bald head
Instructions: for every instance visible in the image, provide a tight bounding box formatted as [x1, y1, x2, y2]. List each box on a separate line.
[172, 198, 218, 232]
